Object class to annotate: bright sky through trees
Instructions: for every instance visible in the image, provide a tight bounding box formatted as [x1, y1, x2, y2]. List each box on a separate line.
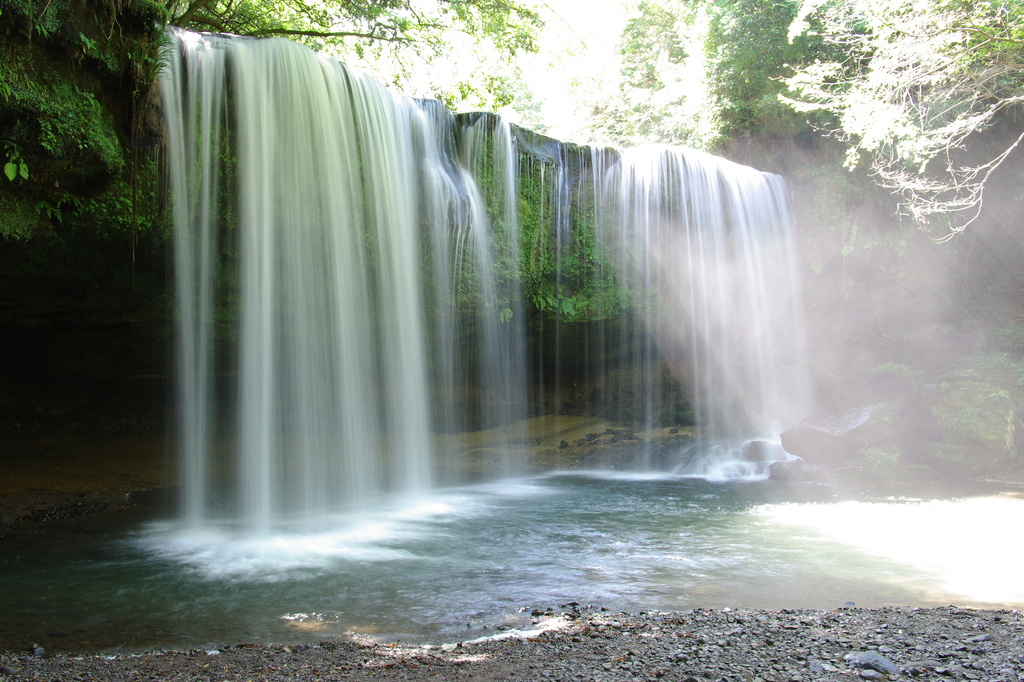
[338, 0, 628, 144]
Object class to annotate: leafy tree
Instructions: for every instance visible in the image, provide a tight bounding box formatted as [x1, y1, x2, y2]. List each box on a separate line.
[161, 0, 543, 117]
[783, 0, 1024, 235]
[585, 1, 711, 147]
[164, 0, 542, 58]
[704, 0, 809, 138]
[585, 0, 807, 149]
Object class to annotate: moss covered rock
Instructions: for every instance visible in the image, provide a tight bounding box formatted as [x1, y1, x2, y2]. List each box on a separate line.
[0, 0, 164, 239]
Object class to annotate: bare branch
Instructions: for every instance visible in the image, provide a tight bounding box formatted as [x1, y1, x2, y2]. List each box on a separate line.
[785, 0, 1024, 236]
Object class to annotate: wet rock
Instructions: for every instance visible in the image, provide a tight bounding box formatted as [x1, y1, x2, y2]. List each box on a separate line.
[769, 458, 821, 482]
[781, 404, 894, 469]
[739, 439, 778, 462]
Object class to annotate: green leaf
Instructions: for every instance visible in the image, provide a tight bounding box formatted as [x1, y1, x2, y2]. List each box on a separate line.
[18, 162, 28, 180]
[4, 162, 16, 181]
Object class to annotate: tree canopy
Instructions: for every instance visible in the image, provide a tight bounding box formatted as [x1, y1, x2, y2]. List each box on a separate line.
[164, 0, 542, 58]
[577, 0, 1023, 234]
[783, 0, 1024, 235]
[583, 0, 810, 150]
[159, 0, 543, 116]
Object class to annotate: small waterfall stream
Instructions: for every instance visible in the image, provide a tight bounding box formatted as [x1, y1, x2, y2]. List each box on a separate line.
[161, 29, 811, 535]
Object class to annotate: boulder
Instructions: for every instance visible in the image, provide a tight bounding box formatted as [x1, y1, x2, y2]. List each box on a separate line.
[768, 459, 821, 482]
[739, 439, 780, 463]
[780, 404, 894, 469]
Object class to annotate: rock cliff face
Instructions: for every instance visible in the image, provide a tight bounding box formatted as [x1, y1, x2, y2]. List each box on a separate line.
[0, 1, 171, 435]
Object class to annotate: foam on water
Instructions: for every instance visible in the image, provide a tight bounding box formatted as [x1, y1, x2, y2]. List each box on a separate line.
[5, 477, 1024, 651]
[132, 482, 554, 580]
[137, 521, 424, 581]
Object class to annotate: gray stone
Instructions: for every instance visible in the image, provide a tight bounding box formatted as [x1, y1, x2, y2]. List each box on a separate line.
[780, 404, 891, 469]
[846, 650, 901, 675]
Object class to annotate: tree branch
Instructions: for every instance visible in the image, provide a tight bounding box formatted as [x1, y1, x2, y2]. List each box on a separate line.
[249, 26, 410, 42]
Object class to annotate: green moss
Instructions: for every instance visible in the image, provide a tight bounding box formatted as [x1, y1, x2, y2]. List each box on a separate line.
[0, 0, 167, 242]
[3, 0, 68, 39]
[0, 193, 45, 240]
[509, 131, 632, 324]
[0, 49, 125, 175]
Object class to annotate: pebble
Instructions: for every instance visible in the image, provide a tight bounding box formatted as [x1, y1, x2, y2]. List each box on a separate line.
[4, 606, 1023, 681]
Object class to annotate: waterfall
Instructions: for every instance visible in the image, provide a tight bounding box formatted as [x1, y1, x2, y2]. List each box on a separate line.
[161, 30, 810, 534]
[603, 147, 811, 464]
[162, 30, 522, 532]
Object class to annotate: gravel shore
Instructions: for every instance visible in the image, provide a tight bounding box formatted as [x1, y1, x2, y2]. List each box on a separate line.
[3, 606, 1023, 681]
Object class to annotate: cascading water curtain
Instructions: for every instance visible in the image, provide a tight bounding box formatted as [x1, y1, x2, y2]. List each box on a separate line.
[162, 28, 811, 535]
[161, 30, 528, 534]
[604, 146, 812, 449]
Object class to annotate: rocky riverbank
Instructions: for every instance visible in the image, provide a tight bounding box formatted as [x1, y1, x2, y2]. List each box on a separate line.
[3, 606, 1022, 681]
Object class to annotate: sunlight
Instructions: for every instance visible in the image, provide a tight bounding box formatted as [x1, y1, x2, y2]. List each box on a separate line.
[756, 495, 1024, 605]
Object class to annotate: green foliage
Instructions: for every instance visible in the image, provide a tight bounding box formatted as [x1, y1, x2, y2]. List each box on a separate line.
[587, 0, 813, 149]
[4, 159, 28, 181]
[0, 193, 44, 239]
[0, 49, 125, 175]
[703, 0, 808, 139]
[3, 0, 68, 38]
[587, 0, 705, 147]
[164, 0, 541, 58]
[158, 0, 541, 112]
[512, 142, 631, 323]
[0, 0, 166, 241]
[495, 130, 630, 323]
[619, 1, 686, 91]
[993, 325, 1024, 353]
[856, 445, 903, 468]
[958, 353, 1024, 389]
[869, 361, 922, 383]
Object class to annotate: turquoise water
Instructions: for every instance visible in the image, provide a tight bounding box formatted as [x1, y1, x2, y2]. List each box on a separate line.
[2, 472, 1021, 654]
